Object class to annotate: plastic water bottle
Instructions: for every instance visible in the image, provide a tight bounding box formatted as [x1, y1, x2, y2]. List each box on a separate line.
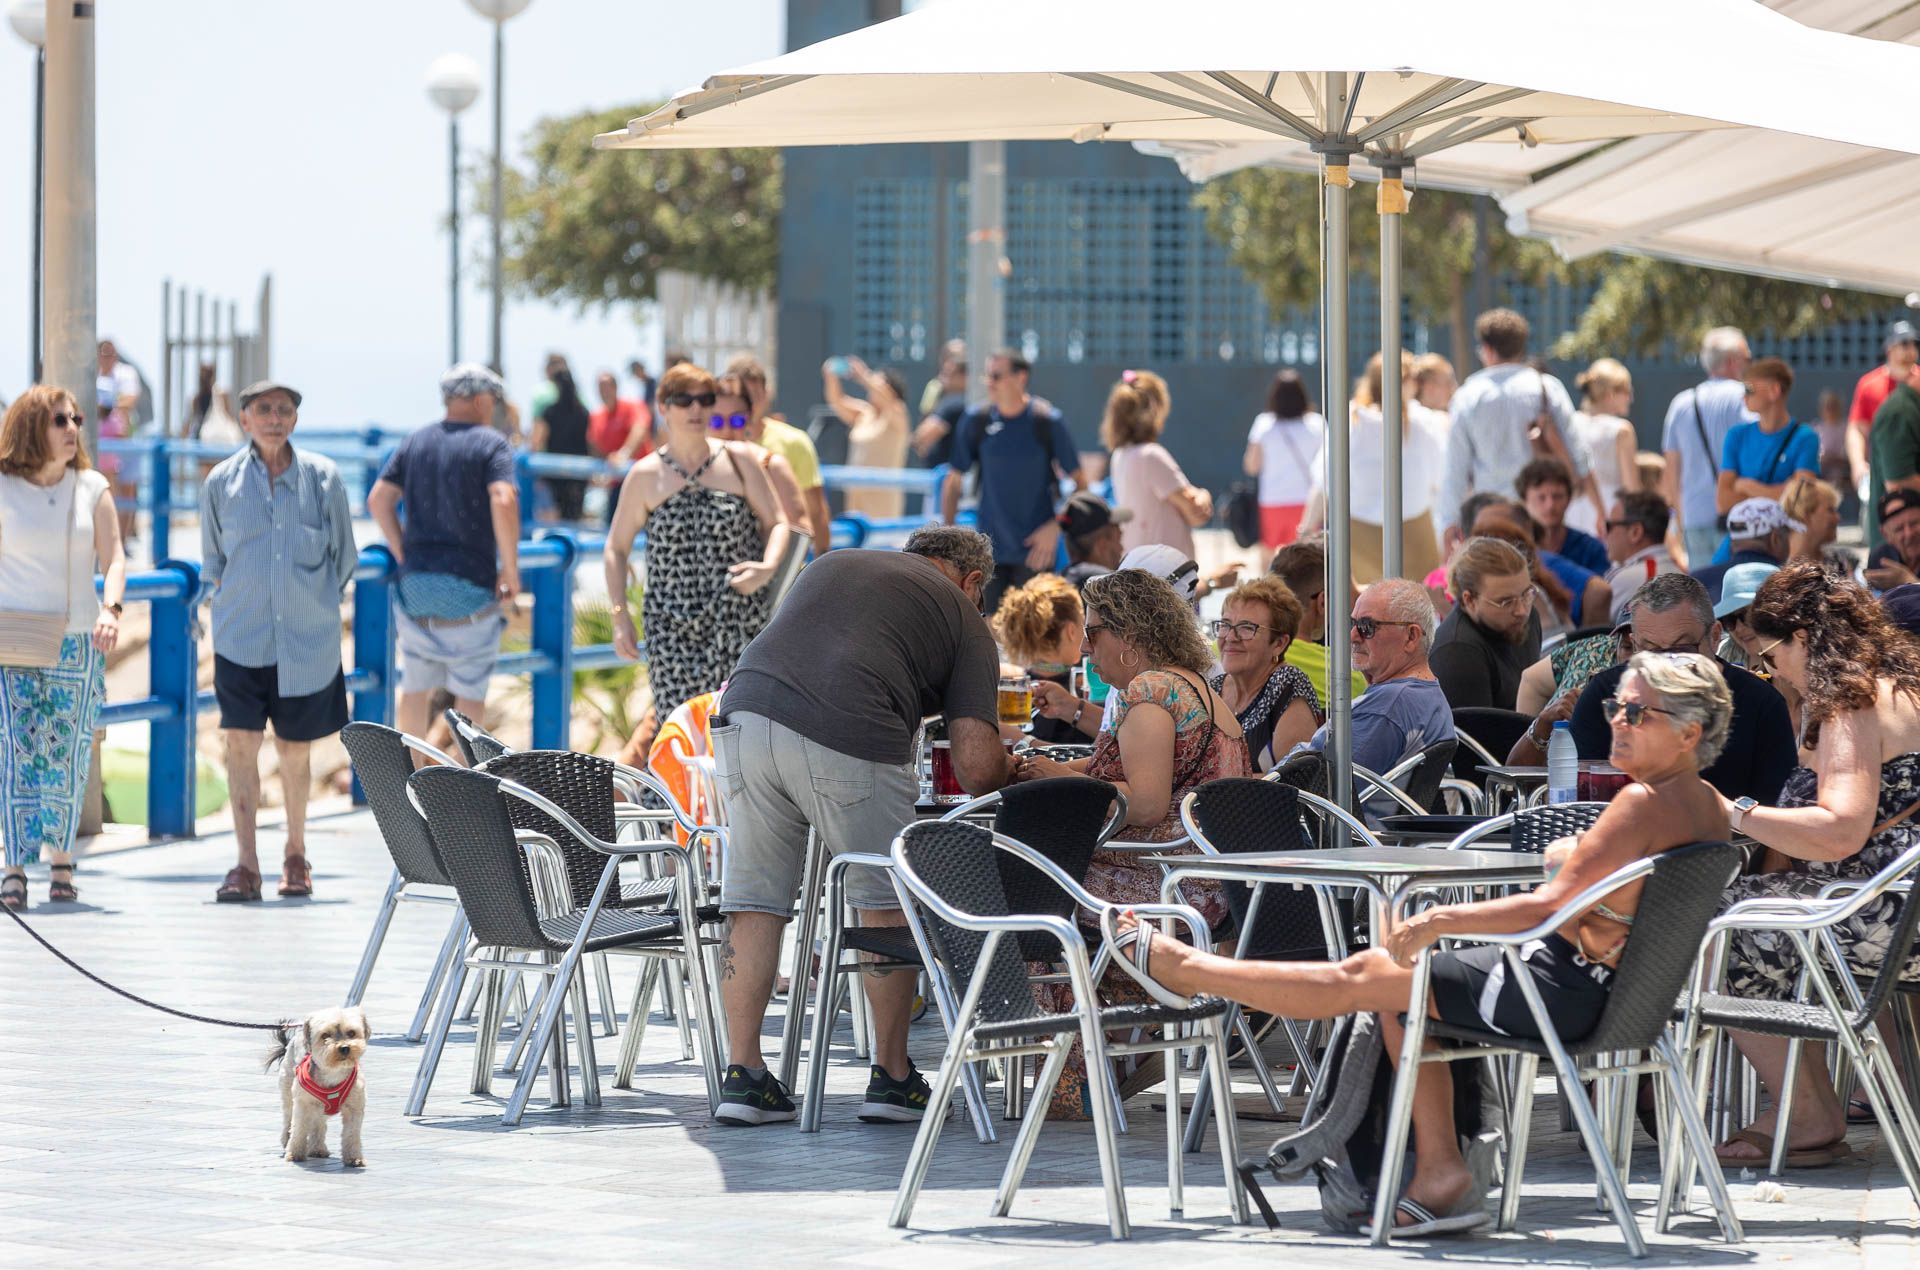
[1546, 721, 1579, 805]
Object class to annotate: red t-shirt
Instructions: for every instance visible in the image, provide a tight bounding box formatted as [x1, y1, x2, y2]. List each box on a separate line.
[588, 399, 651, 457]
[1850, 365, 1898, 429]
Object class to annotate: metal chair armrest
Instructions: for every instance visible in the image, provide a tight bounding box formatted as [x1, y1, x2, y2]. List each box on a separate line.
[1437, 778, 1484, 816]
[1354, 761, 1430, 816]
[1114, 900, 1214, 955]
[937, 791, 1004, 821]
[1425, 854, 1663, 947]
[1446, 811, 1517, 851]
[494, 776, 694, 865]
[399, 732, 463, 768]
[1297, 789, 1388, 848]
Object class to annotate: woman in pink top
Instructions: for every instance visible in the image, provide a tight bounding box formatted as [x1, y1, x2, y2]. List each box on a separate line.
[1104, 369, 1211, 558]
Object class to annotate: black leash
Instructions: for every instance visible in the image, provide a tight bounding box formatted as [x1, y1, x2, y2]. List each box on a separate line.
[3, 903, 288, 1032]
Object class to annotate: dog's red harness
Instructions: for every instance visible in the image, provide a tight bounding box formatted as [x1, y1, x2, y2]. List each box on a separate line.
[295, 1055, 358, 1116]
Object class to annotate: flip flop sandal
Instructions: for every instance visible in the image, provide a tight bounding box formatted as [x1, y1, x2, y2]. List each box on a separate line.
[1, 874, 26, 912]
[278, 854, 313, 898]
[1715, 1126, 1853, 1169]
[47, 863, 76, 903]
[1363, 1196, 1491, 1238]
[1098, 907, 1192, 1009]
[1849, 1097, 1879, 1125]
[215, 865, 262, 903]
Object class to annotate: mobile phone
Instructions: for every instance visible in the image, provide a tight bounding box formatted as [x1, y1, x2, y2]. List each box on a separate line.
[827, 356, 850, 376]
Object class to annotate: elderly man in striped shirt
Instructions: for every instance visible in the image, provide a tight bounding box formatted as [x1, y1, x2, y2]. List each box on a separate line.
[200, 381, 356, 903]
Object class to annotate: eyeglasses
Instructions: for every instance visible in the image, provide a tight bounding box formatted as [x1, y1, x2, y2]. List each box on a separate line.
[984, 371, 1009, 382]
[50, 412, 81, 429]
[1604, 518, 1639, 531]
[1751, 637, 1786, 678]
[1601, 696, 1678, 728]
[1350, 616, 1419, 642]
[708, 413, 749, 431]
[1470, 589, 1535, 614]
[1210, 618, 1273, 641]
[663, 392, 718, 409]
[1084, 622, 1112, 641]
[1631, 631, 1707, 656]
[247, 402, 297, 419]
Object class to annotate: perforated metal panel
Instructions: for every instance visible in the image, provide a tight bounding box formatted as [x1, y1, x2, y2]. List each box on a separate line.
[852, 179, 936, 365]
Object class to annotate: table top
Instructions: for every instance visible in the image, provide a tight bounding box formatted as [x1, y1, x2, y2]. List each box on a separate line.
[1478, 765, 1549, 781]
[1146, 846, 1544, 878]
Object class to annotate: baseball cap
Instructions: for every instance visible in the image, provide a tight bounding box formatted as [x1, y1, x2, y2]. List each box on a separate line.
[1119, 544, 1200, 602]
[1883, 584, 1920, 637]
[439, 362, 506, 401]
[1890, 320, 1919, 349]
[238, 380, 302, 410]
[1057, 491, 1132, 539]
[1713, 561, 1779, 619]
[1881, 488, 1920, 525]
[1725, 497, 1803, 540]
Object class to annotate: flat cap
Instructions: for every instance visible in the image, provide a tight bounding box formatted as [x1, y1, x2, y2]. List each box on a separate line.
[238, 380, 302, 409]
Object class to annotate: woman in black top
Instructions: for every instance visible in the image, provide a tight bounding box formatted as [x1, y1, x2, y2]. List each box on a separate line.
[1208, 576, 1321, 770]
[534, 368, 594, 521]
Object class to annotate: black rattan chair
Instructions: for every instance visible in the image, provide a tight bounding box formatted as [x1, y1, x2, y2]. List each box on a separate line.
[340, 722, 470, 1042]
[1452, 707, 1532, 781]
[445, 708, 509, 766]
[403, 764, 723, 1125]
[885, 819, 1248, 1238]
[1376, 841, 1745, 1255]
[1447, 801, 1610, 853]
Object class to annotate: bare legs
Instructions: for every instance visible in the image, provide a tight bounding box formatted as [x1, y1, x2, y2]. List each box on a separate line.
[1143, 931, 1473, 1222]
[225, 728, 312, 882]
[720, 907, 916, 1080]
[1717, 1030, 1847, 1160]
[397, 692, 487, 765]
[276, 738, 311, 861]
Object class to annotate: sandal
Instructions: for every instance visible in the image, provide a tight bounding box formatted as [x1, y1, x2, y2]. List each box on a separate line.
[1848, 1096, 1879, 1125]
[47, 862, 76, 903]
[1363, 1195, 1491, 1238]
[1099, 907, 1192, 1009]
[215, 865, 262, 903]
[278, 854, 313, 898]
[1, 872, 25, 912]
[1714, 1126, 1853, 1169]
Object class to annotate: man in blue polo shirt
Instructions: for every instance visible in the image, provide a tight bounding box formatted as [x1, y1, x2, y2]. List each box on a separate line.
[940, 349, 1085, 614]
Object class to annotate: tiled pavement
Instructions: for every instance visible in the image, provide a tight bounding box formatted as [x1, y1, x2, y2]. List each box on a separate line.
[3, 811, 1918, 1267]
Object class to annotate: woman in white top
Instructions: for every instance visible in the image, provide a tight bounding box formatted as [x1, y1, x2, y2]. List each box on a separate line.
[821, 357, 910, 520]
[1304, 350, 1446, 584]
[0, 387, 125, 911]
[1243, 370, 1326, 550]
[1105, 369, 1211, 559]
[1565, 358, 1638, 535]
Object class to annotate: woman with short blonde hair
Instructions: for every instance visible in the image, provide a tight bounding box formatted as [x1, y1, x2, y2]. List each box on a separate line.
[1210, 575, 1320, 770]
[1780, 473, 1841, 562]
[1104, 369, 1212, 559]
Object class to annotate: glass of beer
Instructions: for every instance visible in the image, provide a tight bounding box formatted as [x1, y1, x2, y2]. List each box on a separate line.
[998, 676, 1034, 727]
[1577, 761, 1631, 802]
[931, 740, 965, 803]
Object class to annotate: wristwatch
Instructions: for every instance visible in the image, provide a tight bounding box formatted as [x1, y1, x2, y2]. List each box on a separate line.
[1073, 700, 1088, 728]
[105, 602, 123, 617]
[1729, 796, 1758, 834]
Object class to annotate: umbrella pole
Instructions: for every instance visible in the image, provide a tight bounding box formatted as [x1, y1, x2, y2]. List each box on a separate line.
[1378, 165, 1406, 580]
[1319, 133, 1355, 813]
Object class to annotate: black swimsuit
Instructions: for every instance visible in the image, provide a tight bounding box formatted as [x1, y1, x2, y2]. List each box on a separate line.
[1428, 934, 1613, 1042]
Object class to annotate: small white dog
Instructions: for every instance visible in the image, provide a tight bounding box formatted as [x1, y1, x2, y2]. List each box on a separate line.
[267, 1007, 369, 1167]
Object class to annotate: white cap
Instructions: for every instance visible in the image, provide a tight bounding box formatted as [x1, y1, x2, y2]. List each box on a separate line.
[1119, 544, 1200, 601]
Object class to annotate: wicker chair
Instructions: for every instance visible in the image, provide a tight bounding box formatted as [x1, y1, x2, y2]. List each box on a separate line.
[1376, 841, 1745, 1255]
[1451, 707, 1533, 781]
[403, 765, 724, 1125]
[885, 819, 1248, 1238]
[339, 722, 470, 1042]
[445, 708, 508, 766]
[1447, 801, 1610, 852]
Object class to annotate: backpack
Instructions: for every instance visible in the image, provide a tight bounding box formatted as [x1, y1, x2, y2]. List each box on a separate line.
[1225, 481, 1261, 548]
[1241, 1012, 1497, 1233]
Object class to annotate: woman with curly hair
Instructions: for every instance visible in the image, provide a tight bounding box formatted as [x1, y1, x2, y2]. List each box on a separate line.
[1014, 568, 1251, 1115]
[1713, 561, 1920, 1168]
[991, 574, 1091, 743]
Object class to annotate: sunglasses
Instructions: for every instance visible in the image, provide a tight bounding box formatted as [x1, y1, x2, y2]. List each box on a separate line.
[1601, 696, 1677, 727]
[1631, 631, 1706, 656]
[1750, 637, 1785, 678]
[663, 392, 718, 409]
[708, 413, 749, 431]
[1083, 622, 1112, 641]
[1350, 617, 1419, 642]
[50, 412, 82, 429]
[1210, 618, 1273, 641]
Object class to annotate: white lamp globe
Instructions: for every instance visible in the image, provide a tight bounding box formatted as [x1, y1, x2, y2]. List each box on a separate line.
[7, 1, 46, 48]
[426, 53, 483, 115]
[465, 0, 532, 21]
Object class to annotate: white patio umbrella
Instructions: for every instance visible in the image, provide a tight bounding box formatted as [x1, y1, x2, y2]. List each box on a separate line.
[596, 0, 1920, 827]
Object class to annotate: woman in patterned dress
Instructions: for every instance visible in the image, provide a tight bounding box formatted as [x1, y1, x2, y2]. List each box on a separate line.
[1015, 568, 1251, 1115]
[0, 387, 125, 911]
[1713, 563, 1920, 1167]
[605, 363, 793, 722]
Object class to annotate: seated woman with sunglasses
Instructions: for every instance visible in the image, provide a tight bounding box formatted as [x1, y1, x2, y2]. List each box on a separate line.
[1120, 651, 1732, 1234]
[1711, 562, 1920, 1168]
[1210, 575, 1321, 770]
[605, 362, 793, 720]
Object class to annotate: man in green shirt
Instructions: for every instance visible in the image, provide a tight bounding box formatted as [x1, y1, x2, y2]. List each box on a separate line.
[1269, 536, 1367, 705]
[1869, 361, 1920, 550]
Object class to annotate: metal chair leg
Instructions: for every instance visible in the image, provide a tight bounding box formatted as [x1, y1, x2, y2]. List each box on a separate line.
[344, 870, 404, 1007]
[408, 911, 467, 1042]
[592, 952, 619, 1038]
[572, 963, 602, 1107]
[801, 904, 850, 1132]
[503, 946, 581, 1126]
[662, 959, 696, 1061]
[1080, 1012, 1133, 1240]
[1654, 1033, 1743, 1243]
[679, 917, 727, 1115]
[1498, 1054, 1540, 1232]
[1166, 1021, 1184, 1219]
[1544, 1040, 1647, 1256]
[778, 832, 825, 1090]
[888, 1022, 973, 1228]
[613, 958, 661, 1089]
[405, 951, 471, 1117]
[469, 966, 503, 1096]
[1206, 1018, 1251, 1225]
[992, 1040, 1073, 1216]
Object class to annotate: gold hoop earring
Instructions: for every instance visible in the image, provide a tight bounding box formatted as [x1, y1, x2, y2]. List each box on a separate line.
[1120, 646, 1143, 670]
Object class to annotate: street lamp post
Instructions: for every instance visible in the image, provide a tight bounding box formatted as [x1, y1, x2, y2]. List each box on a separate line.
[426, 54, 481, 367]
[8, 1, 45, 384]
[465, 0, 530, 376]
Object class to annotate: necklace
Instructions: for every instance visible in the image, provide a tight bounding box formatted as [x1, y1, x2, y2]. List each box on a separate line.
[27, 470, 64, 506]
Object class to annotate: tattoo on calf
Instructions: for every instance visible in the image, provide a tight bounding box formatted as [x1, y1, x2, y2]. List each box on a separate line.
[719, 933, 737, 981]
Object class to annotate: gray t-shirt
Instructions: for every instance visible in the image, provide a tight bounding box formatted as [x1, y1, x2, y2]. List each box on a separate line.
[720, 550, 1000, 764]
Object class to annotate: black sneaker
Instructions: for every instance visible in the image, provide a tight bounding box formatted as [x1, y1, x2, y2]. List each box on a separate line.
[713, 1064, 797, 1126]
[859, 1064, 947, 1123]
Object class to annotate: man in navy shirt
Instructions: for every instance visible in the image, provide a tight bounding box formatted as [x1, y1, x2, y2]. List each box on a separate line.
[940, 349, 1085, 613]
[1517, 456, 1610, 576]
[367, 363, 522, 745]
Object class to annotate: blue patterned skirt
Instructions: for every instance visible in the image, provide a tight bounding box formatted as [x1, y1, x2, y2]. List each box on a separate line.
[1, 634, 106, 867]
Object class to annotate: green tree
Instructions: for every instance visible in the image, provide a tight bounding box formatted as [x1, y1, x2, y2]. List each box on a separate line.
[1194, 167, 1892, 369]
[491, 103, 782, 309]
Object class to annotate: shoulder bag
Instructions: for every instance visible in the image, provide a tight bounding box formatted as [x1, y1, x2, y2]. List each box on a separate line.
[0, 477, 76, 668]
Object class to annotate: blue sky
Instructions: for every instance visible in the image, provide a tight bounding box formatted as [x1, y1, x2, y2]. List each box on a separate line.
[0, 0, 785, 426]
